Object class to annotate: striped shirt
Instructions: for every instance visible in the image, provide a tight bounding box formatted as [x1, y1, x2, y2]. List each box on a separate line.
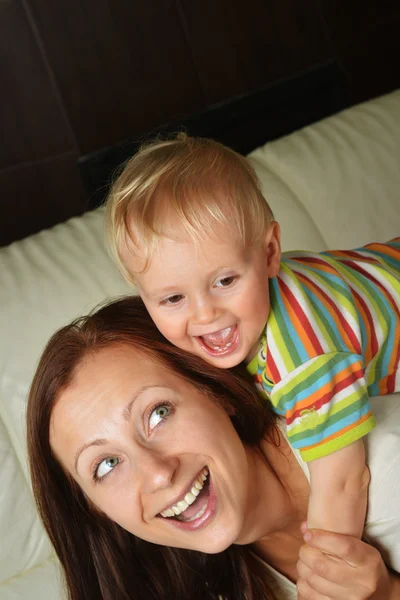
[247, 239, 400, 462]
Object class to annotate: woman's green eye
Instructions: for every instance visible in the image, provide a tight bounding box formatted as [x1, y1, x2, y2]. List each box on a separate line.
[96, 456, 119, 480]
[149, 404, 170, 431]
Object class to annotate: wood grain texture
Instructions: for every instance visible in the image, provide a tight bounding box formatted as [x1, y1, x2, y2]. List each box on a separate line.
[175, 0, 332, 104]
[25, 0, 205, 153]
[331, 14, 400, 103]
[318, 0, 399, 44]
[0, 153, 86, 246]
[0, 0, 76, 168]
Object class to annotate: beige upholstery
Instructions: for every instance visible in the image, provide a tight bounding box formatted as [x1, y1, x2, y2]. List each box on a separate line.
[0, 90, 399, 598]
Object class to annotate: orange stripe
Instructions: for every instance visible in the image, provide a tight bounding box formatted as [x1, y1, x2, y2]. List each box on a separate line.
[352, 293, 373, 364]
[326, 250, 365, 260]
[279, 288, 317, 356]
[363, 243, 400, 261]
[386, 319, 400, 380]
[285, 362, 362, 418]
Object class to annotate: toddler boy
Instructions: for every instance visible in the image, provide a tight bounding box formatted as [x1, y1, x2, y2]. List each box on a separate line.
[106, 134, 400, 539]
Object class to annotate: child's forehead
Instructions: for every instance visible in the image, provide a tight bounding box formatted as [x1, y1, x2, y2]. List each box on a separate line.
[125, 192, 240, 245]
[123, 220, 249, 278]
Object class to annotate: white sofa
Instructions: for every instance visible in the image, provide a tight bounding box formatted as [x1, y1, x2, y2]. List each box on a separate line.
[1, 90, 399, 599]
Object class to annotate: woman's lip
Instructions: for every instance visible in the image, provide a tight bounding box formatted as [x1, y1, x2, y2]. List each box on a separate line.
[196, 326, 240, 357]
[157, 466, 207, 516]
[166, 472, 216, 532]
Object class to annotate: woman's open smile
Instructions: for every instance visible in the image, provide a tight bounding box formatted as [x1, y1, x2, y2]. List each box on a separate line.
[158, 467, 218, 531]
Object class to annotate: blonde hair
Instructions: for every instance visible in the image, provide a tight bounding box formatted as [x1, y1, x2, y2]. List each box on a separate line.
[105, 133, 273, 283]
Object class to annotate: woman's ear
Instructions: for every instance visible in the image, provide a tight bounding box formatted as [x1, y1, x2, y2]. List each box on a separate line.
[264, 221, 281, 278]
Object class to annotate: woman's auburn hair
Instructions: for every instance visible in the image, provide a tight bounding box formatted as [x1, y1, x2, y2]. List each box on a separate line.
[27, 296, 279, 600]
[105, 133, 274, 283]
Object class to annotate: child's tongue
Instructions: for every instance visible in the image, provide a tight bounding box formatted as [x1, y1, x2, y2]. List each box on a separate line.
[201, 326, 235, 348]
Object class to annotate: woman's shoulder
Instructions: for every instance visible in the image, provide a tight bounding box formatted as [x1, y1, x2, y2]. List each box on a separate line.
[365, 394, 400, 572]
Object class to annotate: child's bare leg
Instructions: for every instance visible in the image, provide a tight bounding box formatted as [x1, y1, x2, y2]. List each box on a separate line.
[307, 439, 370, 538]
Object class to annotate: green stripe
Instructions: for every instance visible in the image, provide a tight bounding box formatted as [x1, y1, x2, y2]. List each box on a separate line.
[300, 416, 376, 462]
[288, 385, 368, 440]
[273, 353, 359, 411]
[289, 389, 369, 444]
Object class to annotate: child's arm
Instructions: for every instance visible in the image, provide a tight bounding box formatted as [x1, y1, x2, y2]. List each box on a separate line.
[307, 439, 370, 538]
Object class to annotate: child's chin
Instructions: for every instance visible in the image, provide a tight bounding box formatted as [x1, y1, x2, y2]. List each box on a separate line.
[201, 350, 244, 369]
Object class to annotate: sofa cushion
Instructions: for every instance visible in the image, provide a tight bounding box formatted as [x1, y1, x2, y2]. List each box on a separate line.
[248, 89, 400, 250]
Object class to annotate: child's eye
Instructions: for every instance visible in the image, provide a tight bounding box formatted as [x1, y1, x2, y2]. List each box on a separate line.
[93, 456, 120, 482]
[148, 403, 171, 432]
[160, 294, 184, 306]
[215, 276, 237, 288]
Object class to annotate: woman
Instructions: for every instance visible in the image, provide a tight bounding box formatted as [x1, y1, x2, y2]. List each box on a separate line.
[27, 296, 400, 600]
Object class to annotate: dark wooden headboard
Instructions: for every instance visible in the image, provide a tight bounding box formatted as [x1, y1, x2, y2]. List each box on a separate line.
[78, 61, 349, 210]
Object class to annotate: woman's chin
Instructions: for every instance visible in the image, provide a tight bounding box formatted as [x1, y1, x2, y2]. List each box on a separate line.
[191, 521, 244, 554]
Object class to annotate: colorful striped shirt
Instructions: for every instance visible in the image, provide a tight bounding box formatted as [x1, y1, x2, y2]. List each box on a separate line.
[247, 239, 400, 462]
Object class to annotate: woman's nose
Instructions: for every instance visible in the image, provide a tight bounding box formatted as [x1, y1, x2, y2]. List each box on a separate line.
[136, 450, 178, 495]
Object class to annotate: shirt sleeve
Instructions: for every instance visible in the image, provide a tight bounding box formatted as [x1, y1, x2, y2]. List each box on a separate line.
[269, 352, 376, 462]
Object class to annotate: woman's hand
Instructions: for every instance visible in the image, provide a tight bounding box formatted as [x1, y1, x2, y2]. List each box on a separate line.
[296, 528, 398, 599]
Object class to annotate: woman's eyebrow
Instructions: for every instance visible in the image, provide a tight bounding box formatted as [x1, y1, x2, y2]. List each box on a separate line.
[121, 384, 171, 421]
[74, 385, 171, 474]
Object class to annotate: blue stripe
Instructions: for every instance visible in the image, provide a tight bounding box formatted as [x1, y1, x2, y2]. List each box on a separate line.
[271, 277, 310, 364]
[279, 354, 363, 412]
[290, 402, 371, 449]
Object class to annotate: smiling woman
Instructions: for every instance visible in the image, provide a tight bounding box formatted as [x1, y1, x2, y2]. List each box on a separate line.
[27, 296, 280, 600]
[27, 296, 400, 600]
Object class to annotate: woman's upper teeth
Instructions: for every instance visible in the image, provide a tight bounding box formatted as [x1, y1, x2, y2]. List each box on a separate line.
[161, 468, 208, 518]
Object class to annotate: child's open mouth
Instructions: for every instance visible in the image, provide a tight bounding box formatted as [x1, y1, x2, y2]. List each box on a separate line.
[197, 326, 239, 357]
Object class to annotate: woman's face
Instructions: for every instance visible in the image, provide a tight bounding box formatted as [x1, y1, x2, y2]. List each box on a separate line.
[50, 344, 274, 553]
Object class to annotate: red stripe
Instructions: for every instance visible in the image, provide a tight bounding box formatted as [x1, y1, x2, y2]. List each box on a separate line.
[344, 260, 400, 319]
[296, 272, 362, 355]
[351, 288, 379, 357]
[385, 335, 400, 393]
[278, 278, 325, 354]
[266, 351, 281, 384]
[328, 249, 379, 262]
[292, 256, 333, 267]
[286, 367, 364, 425]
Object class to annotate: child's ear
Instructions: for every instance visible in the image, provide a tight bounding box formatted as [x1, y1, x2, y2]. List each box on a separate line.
[264, 221, 281, 277]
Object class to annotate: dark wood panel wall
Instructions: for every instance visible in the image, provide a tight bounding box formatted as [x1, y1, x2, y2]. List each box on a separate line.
[1, 0, 399, 247]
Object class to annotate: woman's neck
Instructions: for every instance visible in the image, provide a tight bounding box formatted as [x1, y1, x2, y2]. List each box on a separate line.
[248, 424, 310, 582]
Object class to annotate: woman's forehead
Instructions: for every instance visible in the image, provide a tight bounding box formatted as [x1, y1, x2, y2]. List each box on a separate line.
[49, 346, 173, 446]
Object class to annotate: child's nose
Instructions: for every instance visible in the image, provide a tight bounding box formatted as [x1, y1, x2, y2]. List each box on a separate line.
[192, 297, 218, 325]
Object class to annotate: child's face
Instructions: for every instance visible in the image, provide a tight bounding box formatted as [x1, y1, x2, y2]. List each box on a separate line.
[123, 221, 280, 368]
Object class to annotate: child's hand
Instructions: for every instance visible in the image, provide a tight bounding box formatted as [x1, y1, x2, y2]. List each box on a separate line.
[296, 527, 394, 599]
